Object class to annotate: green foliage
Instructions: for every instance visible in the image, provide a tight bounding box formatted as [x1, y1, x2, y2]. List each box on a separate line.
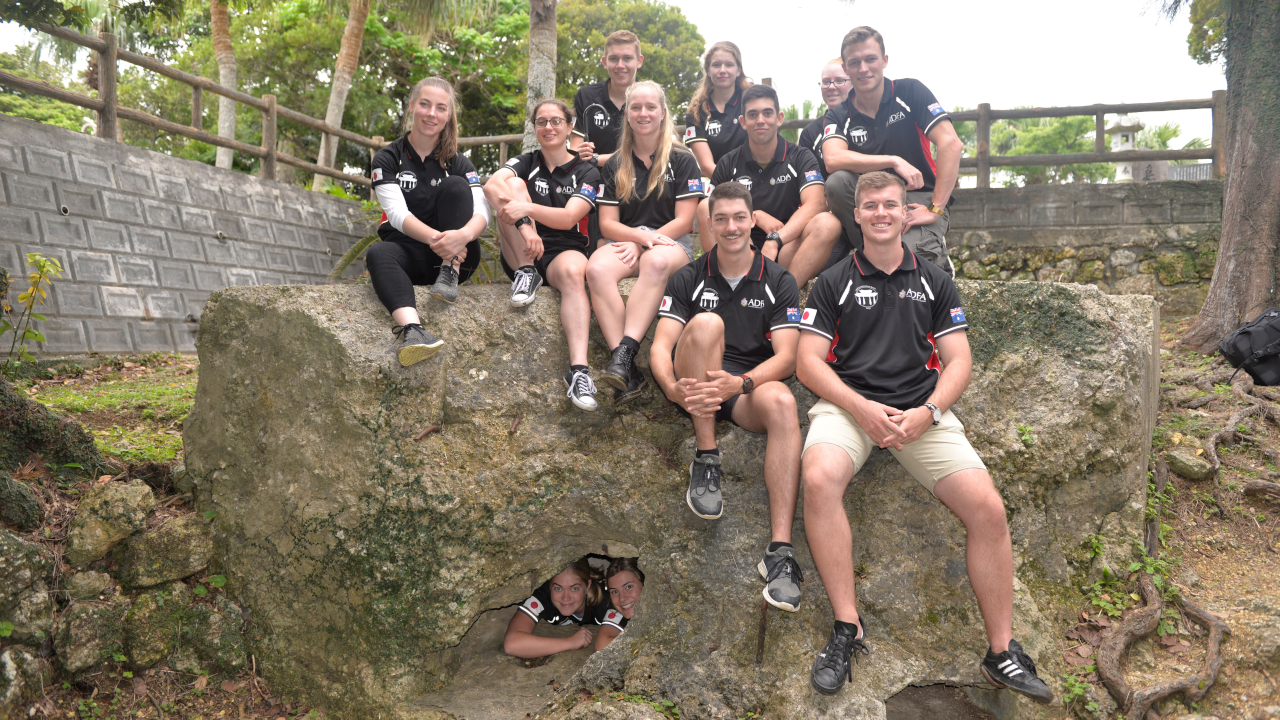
[3, 253, 63, 380]
[555, 0, 705, 112]
[0, 46, 94, 132]
[1061, 672, 1091, 704]
[613, 693, 679, 718]
[952, 110, 1114, 186]
[0, 621, 13, 637]
[193, 584, 208, 596]
[0, 0, 90, 31]
[209, 574, 227, 588]
[202, 509, 217, 520]
[1085, 567, 1134, 618]
[1016, 423, 1035, 446]
[1138, 121, 1208, 165]
[1085, 534, 1106, 558]
[780, 99, 819, 142]
[1187, 0, 1226, 65]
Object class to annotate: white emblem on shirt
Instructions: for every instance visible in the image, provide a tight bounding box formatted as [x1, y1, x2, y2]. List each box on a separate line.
[594, 111, 608, 127]
[397, 171, 417, 191]
[886, 111, 906, 126]
[736, 176, 753, 189]
[849, 127, 869, 144]
[534, 178, 550, 195]
[706, 119, 722, 137]
[699, 289, 719, 310]
[854, 285, 878, 309]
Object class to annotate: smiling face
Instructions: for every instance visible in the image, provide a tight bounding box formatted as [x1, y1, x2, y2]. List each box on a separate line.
[534, 103, 570, 150]
[626, 85, 664, 139]
[842, 39, 887, 96]
[742, 97, 781, 146]
[412, 85, 452, 140]
[548, 567, 588, 618]
[820, 61, 851, 109]
[854, 184, 907, 246]
[603, 42, 643, 88]
[707, 50, 740, 91]
[710, 197, 754, 253]
[607, 570, 644, 619]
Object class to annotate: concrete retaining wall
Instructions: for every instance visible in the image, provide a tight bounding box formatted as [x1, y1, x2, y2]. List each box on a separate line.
[0, 114, 371, 355]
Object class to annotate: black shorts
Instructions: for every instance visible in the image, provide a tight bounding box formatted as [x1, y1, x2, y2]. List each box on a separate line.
[672, 354, 752, 426]
[500, 241, 590, 286]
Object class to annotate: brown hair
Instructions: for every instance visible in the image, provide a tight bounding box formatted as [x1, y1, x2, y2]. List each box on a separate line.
[605, 557, 645, 587]
[708, 180, 753, 215]
[613, 81, 685, 203]
[854, 170, 906, 205]
[687, 41, 752, 126]
[604, 30, 642, 55]
[529, 98, 572, 127]
[566, 556, 605, 608]
[403, 77, 460, 169]
[840, 26, 886, 61]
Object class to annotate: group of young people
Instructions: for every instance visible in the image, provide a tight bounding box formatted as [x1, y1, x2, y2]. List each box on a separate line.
[365, 26, 1053, 704]
[502, 555, 644, 657]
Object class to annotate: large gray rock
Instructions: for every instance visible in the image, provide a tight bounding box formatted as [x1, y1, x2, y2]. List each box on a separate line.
[124, 582, 192, 669]
[64, 479, 156, 567]
[64, 571, 115, 601]
[186, 281, 1158, 719]
[183, 596, 248, 672]
[117, 513, 213, 588]
[54, 599, 130, 674]
[0, 646, 52, 720]
[0, 471, 42, 532]
[0, 530, 54, 645]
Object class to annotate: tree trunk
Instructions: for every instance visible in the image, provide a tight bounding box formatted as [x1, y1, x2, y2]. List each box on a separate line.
[1181, 0, 1280, 352]
[311, 0, 372, 191]
[210, 0, 237, 170]
[523, 0, 557, 152]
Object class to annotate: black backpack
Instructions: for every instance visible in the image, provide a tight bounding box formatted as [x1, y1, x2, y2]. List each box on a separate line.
[1219, 307, 1280, 386]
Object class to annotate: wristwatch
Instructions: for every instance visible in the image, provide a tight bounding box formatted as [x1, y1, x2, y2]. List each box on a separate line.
[514, 216, 533, 228]
[923, 402, 941, 425]
[741, 374, 755, 394]
[763, 232, 782, 253]
[591, 153, 600, 167]
[926, 200, 944, 215]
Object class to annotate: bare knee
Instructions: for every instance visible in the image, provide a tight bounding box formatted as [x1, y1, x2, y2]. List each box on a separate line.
[639, 250, 673, 277]
[758, 384, 798, 426]
[814, 211, 842, 236]
[802, 458, 848, 500]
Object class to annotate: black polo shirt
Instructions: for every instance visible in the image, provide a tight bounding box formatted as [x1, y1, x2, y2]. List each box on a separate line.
[800, 244, 968, 410]
[572, 81, 624, 156]
[599, 149, 705, 229]
[819, 78, 952, 196]
[709, 139, 824, 246]
[683, 86, 748, 163]
[517, 580, 603, 627]
[799, 117, 829, 179]
[372, 134, 482, 242]
[659, 246, 801, 373]
[502, 150, 600, 249]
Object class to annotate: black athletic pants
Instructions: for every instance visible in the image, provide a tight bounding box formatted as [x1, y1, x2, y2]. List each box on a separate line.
[366, 176, 481, 313]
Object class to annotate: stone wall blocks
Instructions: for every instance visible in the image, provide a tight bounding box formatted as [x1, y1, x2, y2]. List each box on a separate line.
[55, 182, 104, 218]
[0, 139, 23, 172]
[157, 261, 197, 290]
[153, 174, 192, 204]
[37, 213, 88, 248]
[203, 238, 235, 265]
[130, 228, 170, 257]
[271, 224, 299, 247]
[242, 218, 274, 244]
[1030, 202, 1074, 227]
[116, 256, 159, 286]
[221, 192, 251, 215]
[168, 233, 205, 262]
[265, 248, 295, 272]
[70, 155, 114, 188]
[214, 213, 245, 240]
[285, 274, 315, 285]
[1124, 201, 1171, 224]
[87, 321, 134, 352]
[189, 185, 222, 210]
[51, 284, 104, 317]
[256, 271, 285, 286]
[0, 241, 21, 272]
[102, 192, 145, 224]
[101, 286, 144, 317]
[113, 165, 155, 194]
[24, 146, 72, 180]
[233, 242, 266, 267]
[23, 245, 68, 276]
[326, 236, 347, 256]
[35, 319, 88, 354]
[193, 267, 227, 292]
[252, 196, 282, 220]
[4, 173, 57, 211]
[174, 323, 197, 352]
[281, 205, 305, 225]
[984, 204, 1030, 228]
[130, 322, 175, 352]
[180, 207, 215, 233]
[183, 292, 211, 321]
[141, 200, 182, 230]
[143, 291, 185, 320]
[226, 269, 257, 286]
[291, 251, 320, 274]
[1075, 202, 1123, 226]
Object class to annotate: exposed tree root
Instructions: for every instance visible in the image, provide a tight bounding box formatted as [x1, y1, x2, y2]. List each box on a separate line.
[1201, 404, 1265, 477]
[1243, 479, 1280, 499]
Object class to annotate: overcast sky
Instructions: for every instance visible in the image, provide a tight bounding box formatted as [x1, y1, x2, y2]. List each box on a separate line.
[2, 0, 1224, 145]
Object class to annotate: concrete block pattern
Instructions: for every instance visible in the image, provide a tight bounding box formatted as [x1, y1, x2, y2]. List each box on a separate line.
[193, 267, 226, 291]
[1125, 201, 1171, 224]
[184, 291, 211, 320]
[243, 218, 274, 244]
[215, 212, 245, 240]
[153, 173, 192, 203]
[1174, 200, 1219, 223]
[36, 319, 88, 354]
[38, 213, 88, 248]
[169, 233, 205, 261]
[0, 140, 22, 171]
[116, 256, 159, 286]
[947, 204, 979, 229]
[130, 228, 169, 257]
[173, 323, 197, 352]
[131, 322, 174, 351]
[190, 185, 221, 210]
[227, 268, 257, 286]
[24, 146, 72, 180]
[22, 245, 67, 275]
[52, 284, 104, 316]
[223, 192, 251, 214]
[101, 286, 144, 317]
[157, 261, 196, 290]
[282, 205, 305, 225]
[204, 238, 235, 264]
[299, 230, 326, 251]
[102, 191, 145, 224]
[143, 290, 185, 319]
[113, 165, 154, 194]
[0, 241, 20, 272]
[87, 321, 134, 352]
[272, 224, 300, 247]
[86, 220, 131, 252]
[142, 199, 182, 229]
[70, 155, 114, 188]
[265, 248, 294, 271]
[285, 274, 314, 285]
[4, 173, 57, 210]
[252, 196, 282, 219]
[257, 270, 285, 285]
[234, 242, 266, 266]
[69, 251, 117, 283]
[1076, 202, 1123, 225]
[55, 182, 104, 218]
[291, 251, 320, 274]
[181, 207, 215, 233]
[1030, 202, 1074, 227]
[985, 204, 1028, 228]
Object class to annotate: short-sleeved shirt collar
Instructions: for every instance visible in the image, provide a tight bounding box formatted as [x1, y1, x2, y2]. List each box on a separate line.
[706, 243, 765, 281]
[850, 242, 918, 278]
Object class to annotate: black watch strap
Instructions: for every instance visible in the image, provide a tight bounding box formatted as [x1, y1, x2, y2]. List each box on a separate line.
[514, 216, 532, 228]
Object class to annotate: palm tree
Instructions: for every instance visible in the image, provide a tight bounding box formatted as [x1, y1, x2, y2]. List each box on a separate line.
[522, 0, 555, 152]
[310, 0, 493, 190]
[209, 0, 236, 169]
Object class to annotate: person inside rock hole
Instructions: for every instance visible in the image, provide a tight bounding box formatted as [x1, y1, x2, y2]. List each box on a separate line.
[594, 556, 645, 650]
[503, 556, 608, 658]
[367, 76, 489, 367]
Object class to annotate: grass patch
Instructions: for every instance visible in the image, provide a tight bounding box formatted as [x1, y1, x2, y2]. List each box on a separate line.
[1153, 412, 1214, 449]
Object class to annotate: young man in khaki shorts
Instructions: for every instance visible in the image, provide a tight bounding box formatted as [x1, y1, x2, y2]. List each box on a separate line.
[795, 171, 1053, 704]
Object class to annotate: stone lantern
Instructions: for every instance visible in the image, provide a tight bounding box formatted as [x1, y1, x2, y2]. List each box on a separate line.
[1107, 114, 1145, 183]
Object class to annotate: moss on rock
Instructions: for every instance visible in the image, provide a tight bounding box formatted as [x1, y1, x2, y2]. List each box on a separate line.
[0, 377, 103, 472]
[0, 470, 42, 532]
[55, 598, 129, 674]
[123, 582, 192, 669]
[183, 596, 247, 673]
[64, 479, 156, 567]
[117, 513, 213, 588]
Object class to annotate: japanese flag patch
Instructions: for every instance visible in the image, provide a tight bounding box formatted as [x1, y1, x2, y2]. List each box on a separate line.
[928, 103, 945, 116]
[604, 609, 623, 625]
[519, 596, 545, 619]
[804, 170, 821, 182]
[685, 126, 697, 140]
[580, 184, 597, 200]
[801, 308, 818, 325]
[660, 295, 673, 312]
[504, 157, 520, 167]
[688, 178, 704, 193]
[466, 171, 480, 183]
[787, 307, 802, 322]
[372, 167, 383, 182]
[950, 306, 966, 323]
[822, 124, 837, 137]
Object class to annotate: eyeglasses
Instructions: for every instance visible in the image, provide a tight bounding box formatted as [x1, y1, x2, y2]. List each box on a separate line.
[535, 117, 567, 127]
[819, 78, 850, 88]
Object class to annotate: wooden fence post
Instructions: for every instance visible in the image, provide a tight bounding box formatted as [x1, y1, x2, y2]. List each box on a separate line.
[191, 86, 202, 130]
[370, 136, 383, 166]
[97, 32, 117, 141]
[976, 103, 991, 189]
[762, 77, 772, 87]
[1095, 112, 1106, 153]
[499, 141, 508, 166]
[261, 94, 277, 180]
[1211, 89, 1226, 179]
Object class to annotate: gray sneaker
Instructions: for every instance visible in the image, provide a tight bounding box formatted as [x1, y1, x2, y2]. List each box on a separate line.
[757, 545, 804, 612]
[429, 263, 459, 304]
[686, 454, 723, 519]
[392, 323, 443, 367]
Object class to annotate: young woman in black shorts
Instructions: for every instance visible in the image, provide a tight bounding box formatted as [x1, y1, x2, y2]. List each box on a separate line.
[484, 99, 602, 410]
[367, 77, 489, 367]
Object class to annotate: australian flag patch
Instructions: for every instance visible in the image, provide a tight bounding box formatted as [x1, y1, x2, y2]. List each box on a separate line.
[580, 184, 597, 200]
[928, 103, 945, 116]
[804, 170, 821, 182]
[465, 171, 480, 183]
[688, 178, 704, 193]
[950, 306, 966, 323]
[787, 307, 802, 322]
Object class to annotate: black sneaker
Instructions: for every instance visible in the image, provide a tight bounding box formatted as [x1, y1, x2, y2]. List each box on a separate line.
[758, 545, 804, 612]
[563, 367, 598, 412]
[979, 639, 1054, 704]
[600, 343, 635, 391]
[429, 263, 459, 304]
[510, 267, 542, 307]
[392, 323, 443, 367]
[612, 359, 648, 406]
[686, 453, 723, 519]
[810, 620, 868, 695]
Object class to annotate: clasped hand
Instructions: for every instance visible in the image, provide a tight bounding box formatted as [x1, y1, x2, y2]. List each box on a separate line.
[852, 399, 932, 450]
[608, 231, 675, 267]
[426, 228, 472, 260]
[677, 370, 740, 418]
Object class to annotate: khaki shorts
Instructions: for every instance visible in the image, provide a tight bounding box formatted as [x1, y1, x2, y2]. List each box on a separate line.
[802, 399, 986, 494]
